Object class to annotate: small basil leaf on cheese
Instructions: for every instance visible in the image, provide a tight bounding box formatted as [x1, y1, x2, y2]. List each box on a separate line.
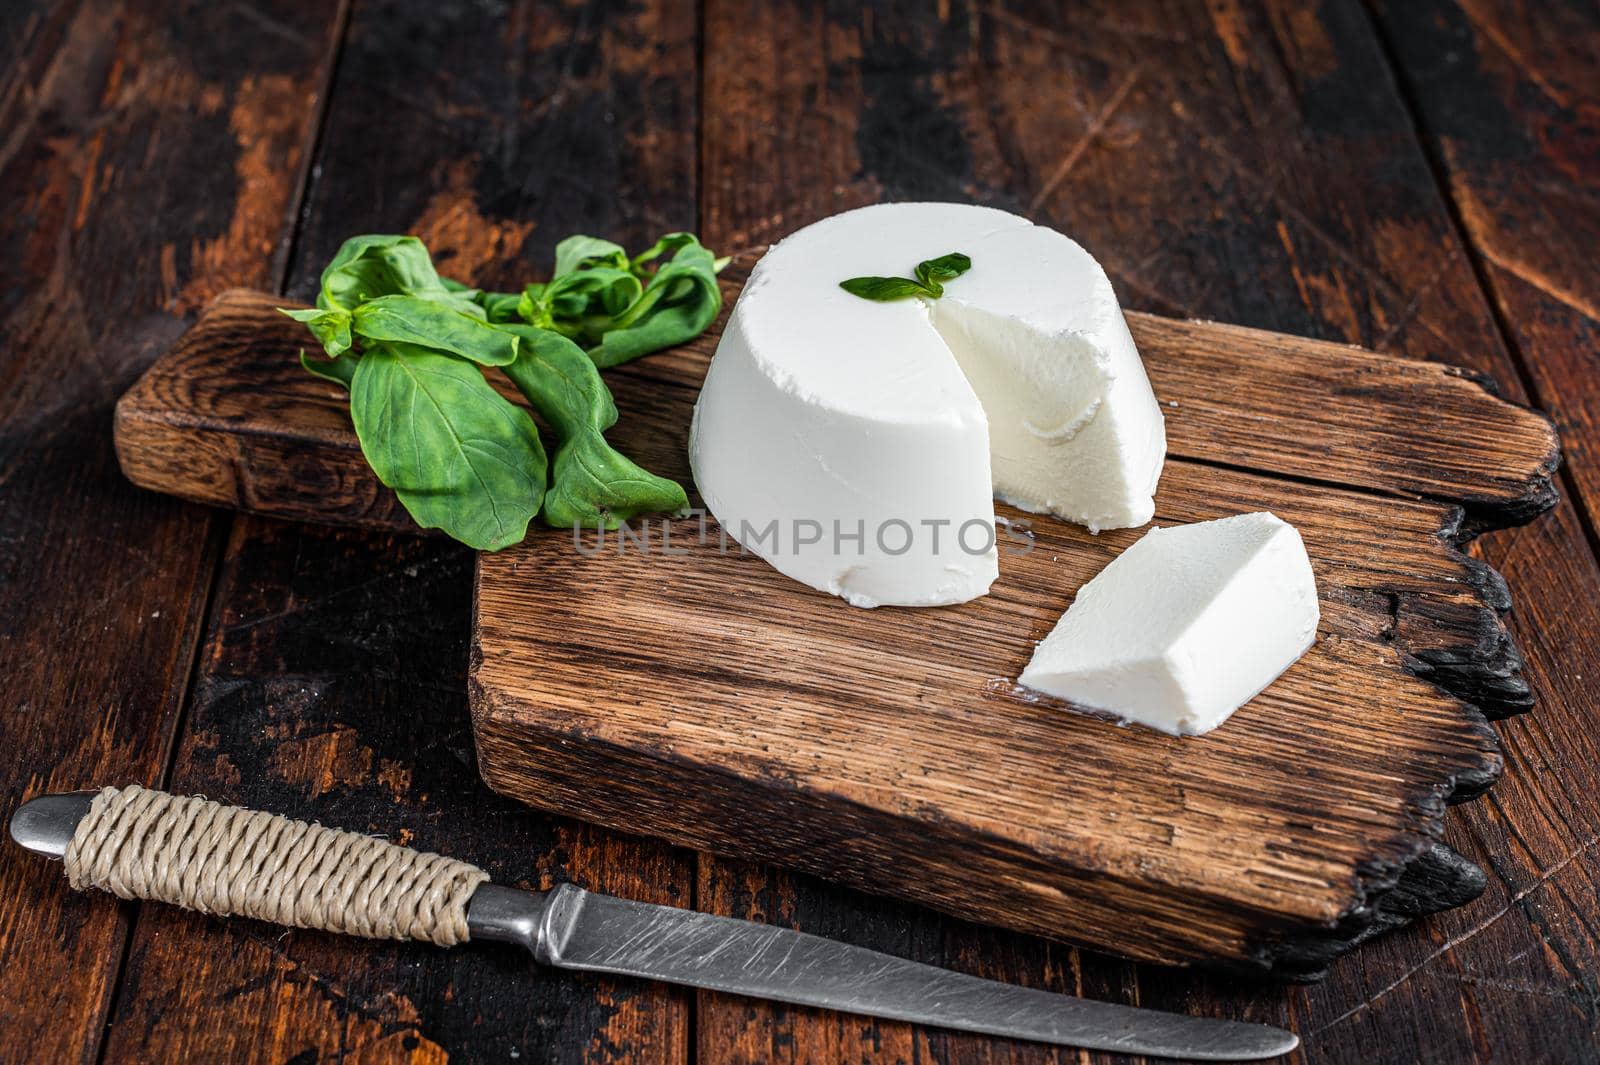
[916, 252, 971, 285]
[840, 251, 972, 302]
[838, 276, 934, 301]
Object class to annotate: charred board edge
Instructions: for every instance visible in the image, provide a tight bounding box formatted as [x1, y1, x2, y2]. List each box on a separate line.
[1201, 495, 1523, 977]
[1413, 512, 1534, 721]
[1212, 501, 1521, 978]
[1261, 840, 1490, 981]
[1441, 372, 1563, 534]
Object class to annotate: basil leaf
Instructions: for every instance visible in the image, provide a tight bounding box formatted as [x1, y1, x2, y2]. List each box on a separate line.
[520, 269, 643, 339]
[496, 326, 616, 436]
[352, 294, 520, 366]
[516, 284, 556, 332]
[475, 290, 524, 323]
[499, 325, 688, 528]
[588, 267, 646, 317]
[510, 232, 724, 365]
[318, 235, 483, 318]
[444, 278, 525, 323]
[917, 252, 971, 285]
[300, 349, 358, 389]
[279, 307, 353, 357]
[838, 276, 931, 301]
[553, 235, 629, 278]
[539, 430, 690, 529]
[294, 230, 723, 551]
[349, 342, 546, 551]
[842, 251, 972, 303]
[588, 237, 721, 368]
[628, 231, 697, 272]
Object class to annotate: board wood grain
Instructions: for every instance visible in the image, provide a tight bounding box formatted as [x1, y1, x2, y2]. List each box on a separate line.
[114, 278, 1556, 976]
[470, 330, 1547, 979]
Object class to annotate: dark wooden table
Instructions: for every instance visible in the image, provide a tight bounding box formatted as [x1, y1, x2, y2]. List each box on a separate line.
[2, 2, 1596, 1062]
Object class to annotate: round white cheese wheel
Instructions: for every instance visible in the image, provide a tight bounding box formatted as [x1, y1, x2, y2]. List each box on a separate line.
[690, 203, 1167, 608]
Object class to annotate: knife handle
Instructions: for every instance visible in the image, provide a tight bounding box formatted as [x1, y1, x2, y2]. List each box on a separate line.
[30, 785, 489, 946]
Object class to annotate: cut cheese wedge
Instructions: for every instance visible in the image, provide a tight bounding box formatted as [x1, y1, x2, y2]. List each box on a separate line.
[1020, 512, 1320, 735]
[689, 203, 1167, 607]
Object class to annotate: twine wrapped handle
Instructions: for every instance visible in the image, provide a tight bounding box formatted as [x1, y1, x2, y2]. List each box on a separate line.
[63, 785, 489, 946]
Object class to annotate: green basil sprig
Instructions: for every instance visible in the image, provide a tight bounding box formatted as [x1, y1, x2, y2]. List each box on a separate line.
[840, 252, 972, 302]
[499, 325, 688, 527]
[352, 296, 519, 366]
[351, 342, 547, 551]
[281, 231, 717, 550]
[477, 232, 726, 368]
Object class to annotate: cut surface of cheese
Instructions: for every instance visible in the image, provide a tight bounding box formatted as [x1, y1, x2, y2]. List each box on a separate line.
[1019, 512, 1320, 735]
[689, 203, 1167, 608]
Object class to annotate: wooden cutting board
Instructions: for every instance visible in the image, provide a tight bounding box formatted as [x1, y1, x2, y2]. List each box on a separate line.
[115, 264, 1559, 979]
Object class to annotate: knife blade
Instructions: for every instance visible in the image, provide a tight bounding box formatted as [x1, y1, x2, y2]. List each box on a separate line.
[469, 882, 1296, 1060]
[12, 790, 1296, 1060]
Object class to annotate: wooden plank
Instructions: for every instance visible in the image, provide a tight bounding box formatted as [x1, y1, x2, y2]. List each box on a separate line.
[467, 366, 1522, 976]
[1371, 0, 1600, 561]
[115, 286, 1546, 723]
[99, 0, 701, 1062]
[107, 280, 1551, 975]
[695, 0, 1600, 1060]
[0, 2, 340, 1062]
[113, 284, 1558, 542]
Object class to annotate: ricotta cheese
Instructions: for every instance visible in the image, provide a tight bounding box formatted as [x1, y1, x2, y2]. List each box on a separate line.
[1019, 512, 1320, 736]
[689, 203, 1167, 607]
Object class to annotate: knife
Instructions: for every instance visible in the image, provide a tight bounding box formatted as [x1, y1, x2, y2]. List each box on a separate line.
[11, 787, 1296, 1060]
